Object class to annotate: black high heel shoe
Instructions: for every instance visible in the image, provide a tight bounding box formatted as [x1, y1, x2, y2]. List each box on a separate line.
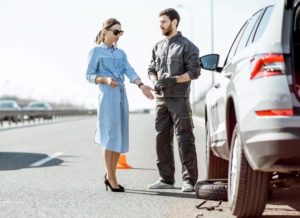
[104, 173, 125, 190]
[104, 180, 125, 192]
[118, 184, 125, 190]
[104, 173, 125, 192]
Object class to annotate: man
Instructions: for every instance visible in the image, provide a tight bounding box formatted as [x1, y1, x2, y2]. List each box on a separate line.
[147, 8, 200, 192]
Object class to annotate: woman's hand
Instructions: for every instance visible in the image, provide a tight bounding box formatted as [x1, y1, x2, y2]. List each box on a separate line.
[140, 85, 154, 100]
[105, 77, 118, 88]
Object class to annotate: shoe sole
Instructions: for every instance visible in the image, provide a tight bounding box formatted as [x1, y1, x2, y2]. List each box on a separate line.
[148, 186, 174, 189]
[181, 189, 195, 192]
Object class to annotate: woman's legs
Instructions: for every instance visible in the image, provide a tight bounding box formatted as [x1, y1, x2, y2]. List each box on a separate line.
[103, 149, 119, 188]
[112, 152, 121, 176]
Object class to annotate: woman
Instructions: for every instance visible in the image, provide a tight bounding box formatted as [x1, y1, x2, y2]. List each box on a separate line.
[86, 18, 154, 192]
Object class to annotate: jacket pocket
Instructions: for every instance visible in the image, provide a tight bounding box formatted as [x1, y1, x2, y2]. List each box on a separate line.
[168, 57, 185, 76]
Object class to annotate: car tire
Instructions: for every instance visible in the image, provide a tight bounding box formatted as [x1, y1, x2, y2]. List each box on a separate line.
[12, 117, 18, 123]
[195, 180, 227, 201]
[206, 123, 228, 179]
[228, 125, 270, 217]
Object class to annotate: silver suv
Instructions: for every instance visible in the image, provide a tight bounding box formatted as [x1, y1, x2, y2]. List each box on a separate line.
[200, 0, 300, 217]
[0, 100, 22, 123]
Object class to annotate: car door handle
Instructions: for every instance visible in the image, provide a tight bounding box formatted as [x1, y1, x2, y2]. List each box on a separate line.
[225, 73, 232, 79]
[214, 83, 220, 88]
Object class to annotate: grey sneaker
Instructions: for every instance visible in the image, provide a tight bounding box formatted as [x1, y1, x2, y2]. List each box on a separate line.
[148, 180, 174, 189]
[181, 183, 194, 192]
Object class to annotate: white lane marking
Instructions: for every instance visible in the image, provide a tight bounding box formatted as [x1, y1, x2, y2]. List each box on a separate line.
[30, 152, 64, 167]
[193, 116, 205, 127]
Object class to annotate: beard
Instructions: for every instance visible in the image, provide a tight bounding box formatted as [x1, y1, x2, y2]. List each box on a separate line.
[161, 23, 173, 36]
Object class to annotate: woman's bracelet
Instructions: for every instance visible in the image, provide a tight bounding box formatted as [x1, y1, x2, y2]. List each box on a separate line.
[138, 82, 144, 88]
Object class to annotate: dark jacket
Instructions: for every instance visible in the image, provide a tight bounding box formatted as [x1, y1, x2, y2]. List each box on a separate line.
[148, 32, 200, 98]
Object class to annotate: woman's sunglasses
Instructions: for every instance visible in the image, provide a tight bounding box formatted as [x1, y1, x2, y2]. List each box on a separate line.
[109, 29, 124, 36]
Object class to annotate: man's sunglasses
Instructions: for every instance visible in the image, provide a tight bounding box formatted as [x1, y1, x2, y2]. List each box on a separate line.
[109, 29, 124, 36]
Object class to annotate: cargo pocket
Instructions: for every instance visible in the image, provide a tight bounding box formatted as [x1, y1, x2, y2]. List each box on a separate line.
[178, 113, 194, 133]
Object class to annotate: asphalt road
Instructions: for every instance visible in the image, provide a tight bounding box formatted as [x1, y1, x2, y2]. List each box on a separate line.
[0, 114, 299, 218]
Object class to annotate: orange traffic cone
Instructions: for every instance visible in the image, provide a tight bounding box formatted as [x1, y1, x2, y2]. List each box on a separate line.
[117, 154, 132, 169]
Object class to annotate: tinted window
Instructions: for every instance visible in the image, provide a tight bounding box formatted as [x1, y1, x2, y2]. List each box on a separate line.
[235, 10, 264, 55]
[247, 13, 262, 46]
[0, 103, 13, 108]
[225, 22, 247, 64]
[253, 6, 274, 42]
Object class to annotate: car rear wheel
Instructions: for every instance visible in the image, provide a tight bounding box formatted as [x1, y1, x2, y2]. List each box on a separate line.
[228, 125, 270, 217]
[206, 123, 228, 179]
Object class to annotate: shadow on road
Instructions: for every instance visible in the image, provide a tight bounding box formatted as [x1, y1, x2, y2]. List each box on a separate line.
[131, 168, 157, 171]
[263, 215, 300, 218]
[263, 187, 300, 217]
[125, 188, 197, 199]
[0, 152, 63, 171]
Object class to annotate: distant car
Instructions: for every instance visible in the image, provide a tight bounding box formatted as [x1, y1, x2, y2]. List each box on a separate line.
[0, 100, 22, 122]
[200, 0, 300, 217]
[24, 102, 53, 119]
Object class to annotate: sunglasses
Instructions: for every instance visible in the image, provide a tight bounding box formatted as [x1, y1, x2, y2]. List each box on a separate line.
[109, 29, 124, 36]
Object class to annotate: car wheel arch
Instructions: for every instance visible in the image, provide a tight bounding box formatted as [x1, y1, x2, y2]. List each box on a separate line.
[204, 104, 208, 125]
[226, 96, 237, 151]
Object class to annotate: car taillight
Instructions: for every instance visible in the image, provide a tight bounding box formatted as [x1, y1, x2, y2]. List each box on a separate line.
[255, 109, 294, 116]
[250, 53, 285, 80]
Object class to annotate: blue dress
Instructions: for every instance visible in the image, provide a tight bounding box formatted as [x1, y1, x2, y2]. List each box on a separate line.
[86, 43, 139, 153]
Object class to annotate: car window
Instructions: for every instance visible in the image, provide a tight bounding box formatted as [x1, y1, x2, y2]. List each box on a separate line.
[252, 6, 274, 43]
[247, 10, 264, 46]
[235, 9, 264, 55]
[0, 102, 13, 108]
[28, 103, 50, 108]
[33, 104, 44, 107]
[224, 22, 248, 65]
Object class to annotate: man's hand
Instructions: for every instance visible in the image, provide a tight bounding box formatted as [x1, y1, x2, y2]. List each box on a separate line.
[156, 77, 177, 89]
[153, 80, 162, 94]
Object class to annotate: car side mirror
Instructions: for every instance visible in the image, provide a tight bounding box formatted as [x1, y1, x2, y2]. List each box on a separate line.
[199, 54, 220, 72]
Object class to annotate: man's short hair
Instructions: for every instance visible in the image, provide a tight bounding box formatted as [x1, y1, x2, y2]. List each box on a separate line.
[159, 8, 180, 27]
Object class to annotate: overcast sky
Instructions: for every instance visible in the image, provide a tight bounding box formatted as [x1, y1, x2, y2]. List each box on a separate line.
[0, 0, 275, 109]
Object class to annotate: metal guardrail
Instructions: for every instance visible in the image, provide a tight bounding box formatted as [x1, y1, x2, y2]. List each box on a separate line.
[0, 109, 97, 125]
